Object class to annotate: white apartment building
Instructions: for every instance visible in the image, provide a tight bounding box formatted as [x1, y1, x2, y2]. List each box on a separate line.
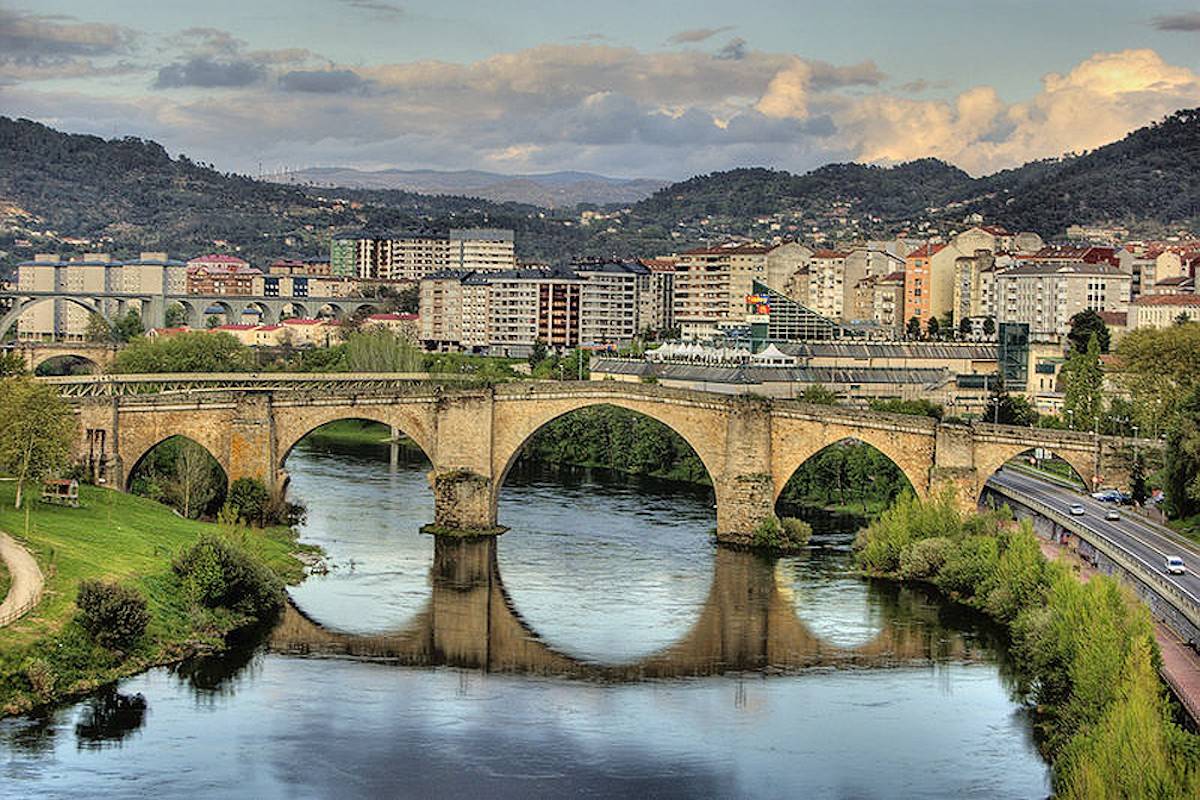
[996, 262, 1131, 337]
[450, 228, 516, 272]
[1129, 294, 1200, 329]
[574, 261, 647, 345]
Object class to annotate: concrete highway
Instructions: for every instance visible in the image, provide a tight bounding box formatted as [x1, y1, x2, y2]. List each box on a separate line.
[989, 468, 1200, 613]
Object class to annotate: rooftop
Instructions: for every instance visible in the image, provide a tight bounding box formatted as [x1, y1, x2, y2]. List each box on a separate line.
[1132, 294, 1200, 306]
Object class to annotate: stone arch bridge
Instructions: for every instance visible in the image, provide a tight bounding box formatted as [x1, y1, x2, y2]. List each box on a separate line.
[64, 377, 1157, 546]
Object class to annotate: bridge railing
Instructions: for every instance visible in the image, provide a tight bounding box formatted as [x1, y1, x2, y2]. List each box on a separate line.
[988, 481, 1200, 631]
[42, 372, 476, 397]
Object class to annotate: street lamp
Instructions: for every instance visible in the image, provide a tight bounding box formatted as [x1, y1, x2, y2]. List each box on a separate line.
[1066, 409, 1075, 430]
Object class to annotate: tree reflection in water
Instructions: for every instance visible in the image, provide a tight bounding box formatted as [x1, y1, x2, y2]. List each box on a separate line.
[74, 687, 147, 749]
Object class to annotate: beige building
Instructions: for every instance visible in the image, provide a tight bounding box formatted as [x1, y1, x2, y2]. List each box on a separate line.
[1129, 294, 1200, 329]
[575, 261, 646, 346]
[806, 250, 848, 321]
[872, 271, 907, 337]
[450, 228, 516, 272]
[996, 262, 1131, 337]
[637, 258, 678, 334]
[1119, 244, 1186, 299]
[673, 244, 771, 339]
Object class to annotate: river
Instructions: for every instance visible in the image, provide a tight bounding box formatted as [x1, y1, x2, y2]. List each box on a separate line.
[0, 435, 1051, 798]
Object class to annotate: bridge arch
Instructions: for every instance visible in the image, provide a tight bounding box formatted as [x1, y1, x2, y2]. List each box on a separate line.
[773, 438, 916, 518]
[492, 397, 724, 502]
[124, 434, 229, 518]
[974, 440, 1095, 498]
[33, 353, 102, 376]
[273, 405, 437, 473]
[0, 296, 110, 339]
[770, 414, 935, 503]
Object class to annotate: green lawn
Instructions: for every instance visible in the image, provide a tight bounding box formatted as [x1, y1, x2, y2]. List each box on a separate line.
[0, 481, 308, 714]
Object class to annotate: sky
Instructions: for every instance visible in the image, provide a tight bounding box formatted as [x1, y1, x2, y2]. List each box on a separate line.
[3, 0, 1200, 180]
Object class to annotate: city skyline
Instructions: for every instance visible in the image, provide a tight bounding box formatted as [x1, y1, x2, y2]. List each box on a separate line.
[3, 1, 1200, 180]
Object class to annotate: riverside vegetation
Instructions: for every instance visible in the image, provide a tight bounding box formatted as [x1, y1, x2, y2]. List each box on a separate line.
[0, 482, 308, 715]
[855, 490, 1200, 798]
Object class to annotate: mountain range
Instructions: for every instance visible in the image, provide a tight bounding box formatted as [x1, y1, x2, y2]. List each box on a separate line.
[1, 109, 1198, 273]
[268, 167, 668, 208]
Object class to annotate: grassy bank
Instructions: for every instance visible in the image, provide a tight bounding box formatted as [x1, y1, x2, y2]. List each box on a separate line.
[855, 491, 1200, 797]
[0, 482, 308, 716]
[300, 419, 401, 449]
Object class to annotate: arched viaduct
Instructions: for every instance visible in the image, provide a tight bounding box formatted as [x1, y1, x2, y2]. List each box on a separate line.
[64, 378, 1156, 546]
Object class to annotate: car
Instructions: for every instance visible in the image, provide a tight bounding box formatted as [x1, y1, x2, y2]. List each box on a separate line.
[1091, 490, 1119, 503]
[1105, 509, 1120, 521]
[1069, 504, 1085, 516]
[1165, 556, 1187, 575]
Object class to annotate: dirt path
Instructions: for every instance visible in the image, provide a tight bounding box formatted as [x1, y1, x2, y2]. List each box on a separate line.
[0, 530, 44, 626]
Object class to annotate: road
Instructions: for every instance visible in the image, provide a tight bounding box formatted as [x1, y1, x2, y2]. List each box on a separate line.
[989, 468, 1200, 614]
[0, 530, 44, 626]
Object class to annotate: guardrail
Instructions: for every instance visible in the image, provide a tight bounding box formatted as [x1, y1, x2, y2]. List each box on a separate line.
[989, 480, 1200, 632]
[40, 372, 478, 397]
[0, 587, 41, 627]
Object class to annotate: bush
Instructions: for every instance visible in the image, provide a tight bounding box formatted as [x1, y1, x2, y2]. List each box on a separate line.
[172, 533, 283, 618]
[780, 517, 813, 547]
[76, 579, 151, 650]
[227, 478, 270, 525]
[933, 535, 999, 598]
[898, 536, 953, 580]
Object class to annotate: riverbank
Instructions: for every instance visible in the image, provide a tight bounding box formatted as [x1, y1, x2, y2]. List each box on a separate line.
[0, 482, 309, 716]
[855, 490, 1200, 797]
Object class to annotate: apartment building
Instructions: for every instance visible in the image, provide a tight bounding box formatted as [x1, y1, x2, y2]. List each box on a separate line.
[995, 262, 1131, 337]
[673, 244, 766, 339]
[804, 249, 847, 321]
[637, 257, 678, 333]
[872, 271, 906, 337]
[1118, 244, 1188, 298]
[1129, 294, 1200, 329]
[186, 255, 261, 295]
[574, 261, 648, 345]
[330, 228, 515, 281]
[450, 228, 516, 272]
[903, 244, 944, 326]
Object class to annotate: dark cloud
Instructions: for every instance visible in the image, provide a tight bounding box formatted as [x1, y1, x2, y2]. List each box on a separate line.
[337, 0, 404, 17]
[668, 26, 734, 44]
[808, 59, 885, 88]
[1152, 12, 1200, 31]
[714, 37, 747, 61]
[154, 57, 267, 89]
[279, 69, 370, 93]
[0, 8, 133, 59]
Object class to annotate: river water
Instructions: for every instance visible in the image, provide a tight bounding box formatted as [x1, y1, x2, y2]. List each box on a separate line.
[0, 436, 1050, 799]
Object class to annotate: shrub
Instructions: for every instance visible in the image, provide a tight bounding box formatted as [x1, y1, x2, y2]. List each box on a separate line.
[173, 533, 283, 618]
[780, 517, 813, 547]
[898, 536, 953, 580]
[933, 535, 999, 598]
[227, 478, 270, 525]
[76, 579, 151, 650]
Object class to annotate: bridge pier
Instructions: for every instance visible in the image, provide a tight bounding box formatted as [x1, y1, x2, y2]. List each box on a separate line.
[227, 394, 278, 491]
[712, 396, 776, 546]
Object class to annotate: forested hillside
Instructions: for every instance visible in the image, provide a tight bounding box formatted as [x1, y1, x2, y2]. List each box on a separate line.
[2, 109, 1198, 273]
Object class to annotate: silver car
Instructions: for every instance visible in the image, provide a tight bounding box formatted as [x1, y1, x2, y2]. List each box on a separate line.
[1165, 557, 1187, 575]
[1069, 504, 1085, 516]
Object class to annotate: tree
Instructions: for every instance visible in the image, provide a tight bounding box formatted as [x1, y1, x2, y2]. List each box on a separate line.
[76, 580, 150, 650]
[85, 313, 112, 343]
[986, 377, 1038, 426]
[393, 283, 419, 314]
[0, 352, 26, 377]
[958, 316, 973, 339]
[982, 316, 996, 338]
[528, 339, 548, 370]
[1114, 322, 1200, 436]
[906, 317, 922, 339]
[205, 315, 221, 329]
[1067, 309, 1111, 355]
[1062, 333, 1104, 431]
[164, 303, 188, 328]
[342, 328, 422, 372]
[869, 398, 943, 420]
[112, 310, 144, 342]
[173, 440, 217, 519]
[1129, 451, 1148, 506]
[925, 316, 940, 339]
[800, 384, 838, 405]
[114, 332, 251, 373]
[228, 477, 270, 525]
[0, 377, 75, 508]
[1164, 386, 1200, 519]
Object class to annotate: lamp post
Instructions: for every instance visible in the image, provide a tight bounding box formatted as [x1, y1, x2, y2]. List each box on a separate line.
[1066, 408, 1075, 430]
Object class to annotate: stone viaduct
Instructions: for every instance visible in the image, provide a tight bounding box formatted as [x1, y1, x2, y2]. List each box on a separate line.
[270, 537, 983, 677]
[7, 341, 121, 374]
[64, 378, 1157, 546]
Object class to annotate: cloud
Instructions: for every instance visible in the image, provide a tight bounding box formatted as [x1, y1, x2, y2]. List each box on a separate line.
[279, 69, 371, 93]
[714, 37, 747, 61]
[0, 8, 134, 60]
[667, 26, 734, 44]
[337, 0, 404, 18]
[1152, 12, 1200, 31]
[155, 57, 267, 89]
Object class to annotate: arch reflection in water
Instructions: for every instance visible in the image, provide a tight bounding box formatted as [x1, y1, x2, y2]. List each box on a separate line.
[270, 536, 997, 678]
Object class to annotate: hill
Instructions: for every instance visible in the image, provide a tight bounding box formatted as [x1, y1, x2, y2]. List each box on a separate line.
[0, 116, 590, 269]
[269, 167, 668, 208]
[1, 110, 1198, 273]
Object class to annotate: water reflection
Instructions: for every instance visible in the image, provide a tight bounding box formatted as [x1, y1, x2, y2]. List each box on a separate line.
[270, 536, 997, 678]
[73, 688, 147, 749]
